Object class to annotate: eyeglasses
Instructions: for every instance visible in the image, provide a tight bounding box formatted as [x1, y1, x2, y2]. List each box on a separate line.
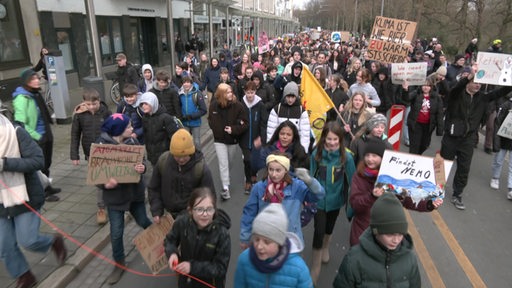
[193, 207, 215, 215]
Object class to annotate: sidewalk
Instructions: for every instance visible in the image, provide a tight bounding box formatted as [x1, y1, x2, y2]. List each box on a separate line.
[0, 87, 215, 288]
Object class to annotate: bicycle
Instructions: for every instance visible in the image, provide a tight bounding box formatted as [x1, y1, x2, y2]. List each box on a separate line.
[105, 72, 121, 105]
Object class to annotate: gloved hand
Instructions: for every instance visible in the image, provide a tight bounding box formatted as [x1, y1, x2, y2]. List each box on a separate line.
[294, 168, 312, 186]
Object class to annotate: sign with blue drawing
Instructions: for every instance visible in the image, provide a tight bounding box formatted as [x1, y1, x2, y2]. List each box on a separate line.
[331, 32, 341, 43]
[376, 150, 453, 204]
[475, 52, 512, 86]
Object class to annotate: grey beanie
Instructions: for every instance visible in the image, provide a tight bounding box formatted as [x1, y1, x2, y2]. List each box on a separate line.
[139, 92, 159, 114]
[252, 203, 289, 246]
[366, 113, 388, 131]
[283, 82, 299, 98]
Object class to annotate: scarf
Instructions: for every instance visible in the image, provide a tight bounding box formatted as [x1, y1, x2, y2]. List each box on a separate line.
[263, 176, 287, 203]
[363, 167, 379, 179]
[276, 140, 288, 153]
[249, 238, 291, 274]
[0, 116, 29, 207]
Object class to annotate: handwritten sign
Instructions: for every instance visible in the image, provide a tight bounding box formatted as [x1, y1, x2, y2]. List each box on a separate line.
[497, 111, 512, 139]
[341, 31, 351, 43]
[87, 144, 145, 185]
[475, 52, 512, 86]
[258, 31, 269, 54]
[377, 150, 453, 204]
[391, 62, 428, 85]
[367, 16, 417, 64]
[133, 214, 174, 274]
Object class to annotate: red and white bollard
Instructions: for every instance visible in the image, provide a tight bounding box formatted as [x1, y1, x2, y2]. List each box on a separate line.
[388, 105, 406, 151]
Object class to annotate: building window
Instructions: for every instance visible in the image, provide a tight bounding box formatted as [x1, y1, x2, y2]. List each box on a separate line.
[97, 17, 123, 66]
[0, 0, 29, 70]
[56, 29, 75, 72]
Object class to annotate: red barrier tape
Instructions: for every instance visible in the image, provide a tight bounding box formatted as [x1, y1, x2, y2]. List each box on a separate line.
[0, 179, 215, 288]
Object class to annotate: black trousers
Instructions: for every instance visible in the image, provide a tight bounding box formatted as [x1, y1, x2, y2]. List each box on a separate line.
[409, 122, 432, 155]
[312, 209, 340, 249]
[37, 135, 53, 177]
[440, 133, 476, 198]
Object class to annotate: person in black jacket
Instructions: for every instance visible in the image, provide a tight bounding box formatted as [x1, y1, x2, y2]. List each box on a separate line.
[372, 67, 395, 115]
[441, 67, 512, 210]
[165, 187, 231, 288]
[115, 53, 140, 92]
[150, 70, 182, 119]
[326, 74, 349, 122]
[0, 115, 67, 287]
[251, 70, 275, 112]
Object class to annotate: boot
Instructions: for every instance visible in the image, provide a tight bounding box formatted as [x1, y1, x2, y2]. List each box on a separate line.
[52, 234, 67, 265]
[107, 260, 125, 285]
[321, 235, 332, 263]
[96, 208, 108, 225]
[45, 186, 61, 195]
[16, 270, 36, 288]
[310, 249, 322, 286]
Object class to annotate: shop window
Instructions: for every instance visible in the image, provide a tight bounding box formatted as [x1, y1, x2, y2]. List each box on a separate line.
[97, 17, 123, 66]
[56, 29, 75, 72]
[0, 0, 29, 70]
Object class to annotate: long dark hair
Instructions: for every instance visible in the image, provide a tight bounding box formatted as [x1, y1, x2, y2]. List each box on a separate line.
[314, 121, 346, 165]
[266, 121, 308, 169]
[267, 121, 300, 147]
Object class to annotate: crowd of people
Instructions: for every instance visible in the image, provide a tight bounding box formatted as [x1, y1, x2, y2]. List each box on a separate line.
[1, 29, 510, 288]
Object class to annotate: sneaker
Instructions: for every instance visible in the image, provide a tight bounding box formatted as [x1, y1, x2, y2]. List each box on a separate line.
[244, 182, 252, 195]
[220, 189, 231, 200]
[45, 194, 60, 202]
[507, 190, 512, 200]
[451, 197, 466, 210]
[490, 178, 500, 190]
[96, 208, 108, 225]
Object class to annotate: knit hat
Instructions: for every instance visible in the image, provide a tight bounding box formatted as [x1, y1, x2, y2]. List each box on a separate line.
[266, 154, 290, 171]
[283, 82, 299, 97]
[461, 66, 472, 74]
[363, 137, 386, 158]
[366, 113, 388, 131]
[101, 113, 130, 136]
[170, 129, 195, 156]
[436, 66, 447, 77]
[20, 69, 37, 85]
[252, 203, 289, 245]
[370, 192, 408, 235]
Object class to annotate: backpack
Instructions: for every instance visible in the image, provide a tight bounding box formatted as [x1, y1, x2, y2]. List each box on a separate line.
[157, 152, 204, 183]
[0, 100, 15, 122]
[495, 97, 512, 129]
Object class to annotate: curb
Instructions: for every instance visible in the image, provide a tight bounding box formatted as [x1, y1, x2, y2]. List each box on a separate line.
[38, 128, 214, 288]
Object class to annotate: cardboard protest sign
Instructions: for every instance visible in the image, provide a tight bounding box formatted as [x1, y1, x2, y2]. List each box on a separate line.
[367, 16, 417, 64]
[133, 214, 174, 274]
[376, 150, 453, 205]
[258, 31, 269, 54]
[475, 52, 512, 86]
[87, 144, 145, 185]
[497, 111, 512, 139]
[391, 62, 428, 85]
[341, 31, 351, 43]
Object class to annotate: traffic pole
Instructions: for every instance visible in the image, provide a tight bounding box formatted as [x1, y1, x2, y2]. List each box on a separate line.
[388, 105, 406, 150]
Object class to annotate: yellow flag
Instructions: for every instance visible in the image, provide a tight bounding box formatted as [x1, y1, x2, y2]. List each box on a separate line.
[300, 67, 335, 142]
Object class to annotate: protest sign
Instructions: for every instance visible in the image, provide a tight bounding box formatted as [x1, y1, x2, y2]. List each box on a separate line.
[497, 111, 512, 139]
[377, 150, 453, 205]
[258, 31, 269, 54]
[133, 214, 174, 274]
[341, 31, 351, 43]
[86, 143, 145, 185]
[475, 52, 512, 86]
[391, 62, 428, 85]
[367, 16, 417, 64]
[331, 32, 341, 43]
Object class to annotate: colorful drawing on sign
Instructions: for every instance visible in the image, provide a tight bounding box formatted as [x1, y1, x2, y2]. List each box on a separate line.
[390, 62, 428, 85]
[367, 16, 417, 64]
[475, 52, 512, 86]
[331, 32, 341, 43]
[258, 31, 269, 54]
[377, 150, 453, 206]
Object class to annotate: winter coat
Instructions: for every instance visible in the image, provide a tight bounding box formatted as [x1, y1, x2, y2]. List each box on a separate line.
[446, 63, 464, 88]
[164, 209, 231, 288]
[12, 87, 47, 141]
[116, 100, 145, 144]
[371, 69, 395, 114]
[493, 95, 512, 151]
[116, 63, 140, 93]
[179, 85, 207, 128]
[239, 95, 268, 150]
[348, 82, 381, 107]
[137, 64, 154, 92]
[96, 133, 146, 211]
[142, 105, 182, 165]
[70, 101, 111, 160]
[267, 100, 311, 153]
[148, 151, 215, 216]
[402, 88, 444, 136]
[204, 65, 222, 93]
[251, 70, 276, 111]
[273, 62, 303, 101]
[0, 125, 45, 218]
[234, 233, 313, 288]
[240, 177, 325, 245]
[150, 82, 182, 119]
[326, 87, 349, 122]
[310, 149, 356, 212]
[333, 229, 421, 288]
[208, 100, 248, 145]
[340, 109, 372, 147]
[254, 141, 309, 173]
[349, 135, 393, 166]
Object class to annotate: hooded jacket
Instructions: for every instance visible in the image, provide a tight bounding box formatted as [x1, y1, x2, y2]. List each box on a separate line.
[251, 70, 276, 111]
[204, 61, 222, 93]
[70, 101, 111, 160]
[274, 61, 303, 102]
[137, 64, 154, 92]
[116, 63, 140, 94]
[165, 209, 231, 288]
[371, 67, 395, 113]
[150, 81, 182, 119]
[116, 98, 145, 144]
[179, 84, 207, 128]
[239, 95, 268, 150]
[12, 86, 50, 141]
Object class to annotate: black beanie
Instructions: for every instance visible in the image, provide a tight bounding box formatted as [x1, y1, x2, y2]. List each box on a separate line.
[363, 137, 386, 158]
[370, 192, 408, 235]
[20, 69, 37, 85]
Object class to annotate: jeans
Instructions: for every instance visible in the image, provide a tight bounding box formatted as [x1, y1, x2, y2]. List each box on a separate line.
[0, 211, 53, 278]
[214, 142, 238, 190]
[108, 202, 151, 262]
[492, 149, 512, 188]
[185, 126, 202, 151]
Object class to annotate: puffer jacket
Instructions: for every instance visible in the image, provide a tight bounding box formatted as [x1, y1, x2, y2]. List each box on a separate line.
[96, 132, 146, 211]
[148, 151, 215, 216]
[179, 85, 207, 128]
[0, 125, 45, 218]
[70, 101, 111, 160]
[150, 81, 182, 119]
[208, 100, 248, 145]
[251, 70, 276, 111]
[266, 100, 310, 153]
[164, 209, 231, 288]
[333, 229, 421, 288]
[239, 95, 267, 150]
[204, 64, 222, 93]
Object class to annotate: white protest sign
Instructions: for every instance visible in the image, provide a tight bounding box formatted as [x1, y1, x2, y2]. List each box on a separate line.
[391, 62, 428, 85]
[475, 52, 512, 86]
[497, 111, 512, 139]
[377, 150, 453, 203]
[331, 32, 341, 43]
